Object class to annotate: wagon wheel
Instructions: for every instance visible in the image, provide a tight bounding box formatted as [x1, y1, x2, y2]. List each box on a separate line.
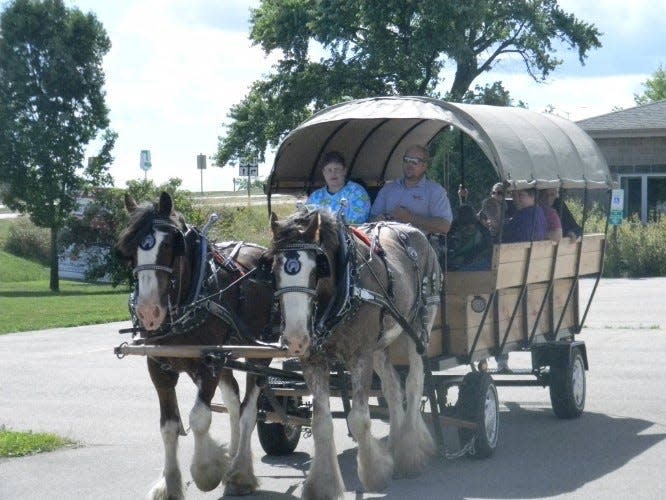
[257, 395, 302, 456]
[455, 371, 499, 458]
[549, 347, 586, 419]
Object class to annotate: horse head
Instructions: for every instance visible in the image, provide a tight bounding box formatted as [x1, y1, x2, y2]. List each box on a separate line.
[115, 191, 192, 332]
[270, 209, 337, 357]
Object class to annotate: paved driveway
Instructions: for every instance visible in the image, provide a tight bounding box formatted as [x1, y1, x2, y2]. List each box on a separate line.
[1, 278, 665, 499]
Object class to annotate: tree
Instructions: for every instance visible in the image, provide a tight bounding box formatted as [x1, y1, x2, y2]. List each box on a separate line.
[58, 179, 201, 287]
[427, 81, 525, 208]
[634, 64, 666, 105]
[217, 0, 601, 166]
[0, 0, 115, 291]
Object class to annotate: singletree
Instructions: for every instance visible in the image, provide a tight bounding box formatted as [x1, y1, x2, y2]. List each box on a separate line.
[634, 64, 666, 105]
[217, 0, 601, 166]
[0, 0, 115, 291]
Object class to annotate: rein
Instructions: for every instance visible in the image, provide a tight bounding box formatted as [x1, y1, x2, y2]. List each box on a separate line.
[129, 223, 259, 343]
[273, 217, 436, 355]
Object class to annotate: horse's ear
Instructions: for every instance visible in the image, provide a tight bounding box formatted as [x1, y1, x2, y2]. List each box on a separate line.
[302, 211, 321, 243]
[158, 191, 173, 217]
[124, 193, 138, 213]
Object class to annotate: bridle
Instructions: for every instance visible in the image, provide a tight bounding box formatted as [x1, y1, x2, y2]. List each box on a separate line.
[130, 217, 188, 333]
[272, 242, 330, 299]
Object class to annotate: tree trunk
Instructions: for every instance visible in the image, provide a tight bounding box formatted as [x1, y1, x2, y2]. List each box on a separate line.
[449, 59, 478, 102]
[49, 227, 59, 292]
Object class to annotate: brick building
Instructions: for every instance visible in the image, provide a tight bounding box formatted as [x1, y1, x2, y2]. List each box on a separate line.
[577, 100, 666, 222]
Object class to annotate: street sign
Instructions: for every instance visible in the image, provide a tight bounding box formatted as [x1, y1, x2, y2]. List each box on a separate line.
[610, 188, 624, 225]
[196, 154, 207, 170]
[140, 150, 152, 171]
[239, 164, 258, 177]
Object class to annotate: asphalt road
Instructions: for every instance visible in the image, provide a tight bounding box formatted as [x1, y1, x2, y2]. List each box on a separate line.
[1, 278, 665, 499]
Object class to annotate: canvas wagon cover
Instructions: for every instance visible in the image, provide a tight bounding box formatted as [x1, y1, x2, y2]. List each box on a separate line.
[267, 96, 612, 194]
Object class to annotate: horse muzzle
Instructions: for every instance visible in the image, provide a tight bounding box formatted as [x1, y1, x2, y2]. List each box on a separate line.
[281, 330, 311, 357]
[136, 302, 167, 331]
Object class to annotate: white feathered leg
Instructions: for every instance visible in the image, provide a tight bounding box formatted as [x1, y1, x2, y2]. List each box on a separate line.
[348, 355, 393, 492]
[189, 397, 229, 491]
[147, 420, 183, 500]
[392, 339, 435, 477]
[224, 382, 261, 496]
[302, 361, 344, 500]
[219, 378, 241, 458]
[372, 348, 405, 452]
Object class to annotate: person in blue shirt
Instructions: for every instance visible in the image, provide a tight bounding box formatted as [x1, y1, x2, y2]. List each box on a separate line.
[306, 151, 371, 224]
[370, 144, 452, 234]
[502, 189, 547, 243]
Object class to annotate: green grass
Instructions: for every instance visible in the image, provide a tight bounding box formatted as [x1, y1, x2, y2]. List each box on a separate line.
[0, 202, 298, 335]
[0, 425, 75, 457]
[0, 218, 13, 245]
[0, 249, 50, 282]
[0, 280, 130, 334]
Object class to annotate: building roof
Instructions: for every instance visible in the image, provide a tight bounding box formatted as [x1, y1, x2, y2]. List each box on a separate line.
[576, 99, 666, 138]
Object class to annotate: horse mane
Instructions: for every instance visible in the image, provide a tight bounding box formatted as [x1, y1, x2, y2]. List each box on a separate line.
[272, 209, 340, 255]
[116, 201, 185, 259]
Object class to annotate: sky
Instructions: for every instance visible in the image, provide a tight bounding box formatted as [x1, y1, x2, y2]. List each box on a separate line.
[64, 0, 665, 193]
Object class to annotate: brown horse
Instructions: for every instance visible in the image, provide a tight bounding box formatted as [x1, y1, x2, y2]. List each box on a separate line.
[115, 191, 274, 498]
[268, 209, 441, 499]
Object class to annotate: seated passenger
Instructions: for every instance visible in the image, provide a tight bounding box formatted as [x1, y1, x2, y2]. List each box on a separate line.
[553, 194, 582, 241]
[306, 151, 371, 224]
[447, 205, 493, 271]
[478, 182, 507, 240]
[370, 144, 452, 234]
[538, 189, 563, 242]
[502, 189, 547, 243]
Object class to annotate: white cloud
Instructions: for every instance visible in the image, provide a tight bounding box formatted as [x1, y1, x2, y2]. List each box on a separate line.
[71, 0, 271, 192]
[474, 72, 648, 120]
[64, 0, 661, 193]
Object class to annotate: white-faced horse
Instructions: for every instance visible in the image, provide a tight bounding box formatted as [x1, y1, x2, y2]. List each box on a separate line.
[115, 191, 274, 498]
[268, 209, 441, 499]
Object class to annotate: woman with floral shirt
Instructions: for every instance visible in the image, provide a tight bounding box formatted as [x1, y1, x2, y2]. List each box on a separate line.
[306, 151, 371, 224]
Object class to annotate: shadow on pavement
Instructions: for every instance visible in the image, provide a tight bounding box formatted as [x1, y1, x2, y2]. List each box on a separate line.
[292, 403, 665, 499]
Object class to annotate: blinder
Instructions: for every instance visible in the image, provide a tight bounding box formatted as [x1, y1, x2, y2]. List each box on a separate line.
[151, 217, 186, 257]
[253, 255, 275, 283]
[275, 243, 331, 280]
[172, 229, 185, 256]
[315, 252, 331, 278]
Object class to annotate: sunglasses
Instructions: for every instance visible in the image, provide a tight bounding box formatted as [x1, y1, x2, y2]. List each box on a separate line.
[403, 156, 426, 165]
[492, 191, 504, 196]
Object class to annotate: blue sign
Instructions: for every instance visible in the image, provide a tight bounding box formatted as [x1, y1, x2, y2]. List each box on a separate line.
[140, 150, 152, 171]
[610, 189, 624, 226]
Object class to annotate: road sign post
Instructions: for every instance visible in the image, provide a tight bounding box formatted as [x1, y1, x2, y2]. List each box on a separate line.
[140, 150, 152, 181]
[239, 163, 258, 205]
[196, 154, 207, 195]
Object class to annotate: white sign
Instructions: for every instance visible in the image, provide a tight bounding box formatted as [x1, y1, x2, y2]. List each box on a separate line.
[239, 164, 258, 177]
[197, 154, 207, 170]
[140, 150, 152, 171]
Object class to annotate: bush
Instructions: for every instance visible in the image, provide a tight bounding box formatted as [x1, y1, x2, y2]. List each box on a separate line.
[604, 216, 666, 277]
[4, 217, 50, 265]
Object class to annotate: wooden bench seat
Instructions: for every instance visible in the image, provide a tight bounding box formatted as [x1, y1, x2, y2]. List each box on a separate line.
[390, 233, 605, 364]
